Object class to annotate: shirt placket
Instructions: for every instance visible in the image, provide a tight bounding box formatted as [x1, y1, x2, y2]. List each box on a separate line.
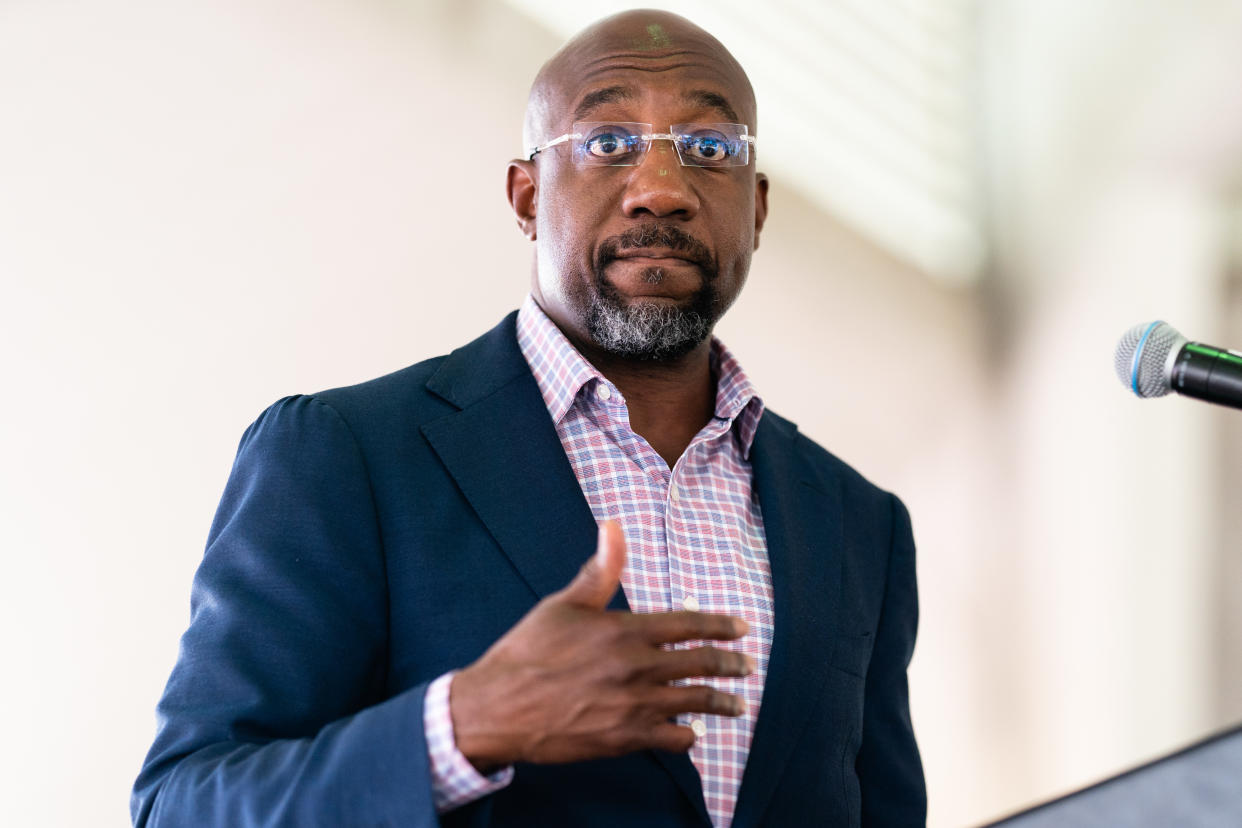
[665, 422, 739, 782]
[588, 382, 672, 616]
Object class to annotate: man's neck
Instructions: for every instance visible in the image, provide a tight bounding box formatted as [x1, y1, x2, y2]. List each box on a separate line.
[578, 338, 717, 469]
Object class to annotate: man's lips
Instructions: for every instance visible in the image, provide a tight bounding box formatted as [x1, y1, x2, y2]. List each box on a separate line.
[610, 248, 700, 265]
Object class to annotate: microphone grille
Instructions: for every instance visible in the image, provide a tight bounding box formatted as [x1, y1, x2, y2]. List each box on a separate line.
[1114, 321, 1183, 398]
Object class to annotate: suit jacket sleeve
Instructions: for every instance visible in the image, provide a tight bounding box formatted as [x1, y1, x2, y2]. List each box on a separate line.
[858, 494, 926, 826]
[131, 395, 441, 827]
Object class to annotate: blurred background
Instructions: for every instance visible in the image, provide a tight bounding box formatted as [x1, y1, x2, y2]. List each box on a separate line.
[2, 0, 1241, 824]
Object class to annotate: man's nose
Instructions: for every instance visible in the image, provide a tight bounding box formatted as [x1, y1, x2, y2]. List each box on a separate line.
[619, 141, 700, 220]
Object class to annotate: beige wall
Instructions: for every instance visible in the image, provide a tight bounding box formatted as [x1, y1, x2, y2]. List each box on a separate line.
[978, 0, 1242, 820]
[2, 1, 1239, 826]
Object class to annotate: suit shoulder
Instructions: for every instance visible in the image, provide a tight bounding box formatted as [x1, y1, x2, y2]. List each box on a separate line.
[239, 312, 525, 451]
[288, 354, 457, 433]
[765, 409, 901, 511]
[228, 357, 449, 460]
[295, 311, 524, 428]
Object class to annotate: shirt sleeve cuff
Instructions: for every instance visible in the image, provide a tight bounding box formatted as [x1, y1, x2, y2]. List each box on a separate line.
[424, 670, 515, 813]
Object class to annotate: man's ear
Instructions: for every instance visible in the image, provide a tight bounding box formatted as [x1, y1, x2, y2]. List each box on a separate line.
[507, 160, 538, 241]
[752, 172, 769, 251]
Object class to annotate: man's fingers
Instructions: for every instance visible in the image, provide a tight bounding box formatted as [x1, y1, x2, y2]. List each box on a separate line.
[636, 610, 749, 645]
[554, 520, 627, 609]
[640, 646, 755, 683]
[646, 683, 748, 718]
[647, 722, 697, 754]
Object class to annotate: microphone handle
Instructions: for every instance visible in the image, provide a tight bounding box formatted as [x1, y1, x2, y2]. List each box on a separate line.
[1171, 342, 1242, 410]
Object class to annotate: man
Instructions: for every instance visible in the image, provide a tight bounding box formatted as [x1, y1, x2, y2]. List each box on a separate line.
[133, 10, 924, 827]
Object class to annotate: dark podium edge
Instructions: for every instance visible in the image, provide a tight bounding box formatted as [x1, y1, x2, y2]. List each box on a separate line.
[981, 721, 1242, 826]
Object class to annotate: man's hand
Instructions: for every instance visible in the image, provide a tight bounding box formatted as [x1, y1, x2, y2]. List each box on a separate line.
[450, 521, 754, 772]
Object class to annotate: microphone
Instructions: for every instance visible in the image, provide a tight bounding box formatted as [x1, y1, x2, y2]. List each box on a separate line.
[1114, 321, 1242, 411]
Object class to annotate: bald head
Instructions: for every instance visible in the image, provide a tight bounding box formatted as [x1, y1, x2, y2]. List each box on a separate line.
[522, 10, 756, 154]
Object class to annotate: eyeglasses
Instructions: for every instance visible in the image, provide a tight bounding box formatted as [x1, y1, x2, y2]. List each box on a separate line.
[527, 122, 756, 167]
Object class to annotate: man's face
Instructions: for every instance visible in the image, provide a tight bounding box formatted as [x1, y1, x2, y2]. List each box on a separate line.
[515, 20, 768, 362]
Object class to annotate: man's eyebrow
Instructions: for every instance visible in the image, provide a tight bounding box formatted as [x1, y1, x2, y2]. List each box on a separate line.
[572, 86, 637, 122]
[683, 89, 741, 124]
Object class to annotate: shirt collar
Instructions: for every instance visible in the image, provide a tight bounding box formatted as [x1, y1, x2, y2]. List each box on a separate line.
[516, 294, 765, 457]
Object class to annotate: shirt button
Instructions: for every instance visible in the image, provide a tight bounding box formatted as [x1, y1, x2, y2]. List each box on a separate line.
[682, 595, 700, 612]
[690, 719, 707, 738]
[669, 482, 681, 502]
[596, 384, 612, 401]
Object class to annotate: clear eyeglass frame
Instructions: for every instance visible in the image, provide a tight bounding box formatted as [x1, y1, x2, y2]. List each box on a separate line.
[527, 122, 756, 168]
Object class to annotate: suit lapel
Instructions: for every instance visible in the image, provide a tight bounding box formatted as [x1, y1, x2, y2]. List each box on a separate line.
[419, 313, 711, 825]
[731, 414, 844, 828]
[419, 313, 605, 606]
[421, 373, 612, 605]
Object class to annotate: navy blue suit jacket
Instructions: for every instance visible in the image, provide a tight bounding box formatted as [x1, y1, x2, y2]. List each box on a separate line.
[133, 312, 924, 826]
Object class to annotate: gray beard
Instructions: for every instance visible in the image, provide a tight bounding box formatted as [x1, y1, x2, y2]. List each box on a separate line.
[586, 297, 715, 362]
[585, 290, 713, 362]
[583, 223, 722, 361]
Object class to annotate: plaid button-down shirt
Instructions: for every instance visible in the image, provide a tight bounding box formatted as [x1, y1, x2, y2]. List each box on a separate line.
[425, 296, 775, 828]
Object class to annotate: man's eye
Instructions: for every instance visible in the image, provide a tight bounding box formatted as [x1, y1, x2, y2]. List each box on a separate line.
[680, 133, 736, 161]
[584, 132, 637, 157]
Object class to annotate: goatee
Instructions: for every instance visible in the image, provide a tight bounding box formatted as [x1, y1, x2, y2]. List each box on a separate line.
[586, 224, 720, 361]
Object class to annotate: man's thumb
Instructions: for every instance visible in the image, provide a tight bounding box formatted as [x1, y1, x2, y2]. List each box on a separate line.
[559, 520, 626, 608]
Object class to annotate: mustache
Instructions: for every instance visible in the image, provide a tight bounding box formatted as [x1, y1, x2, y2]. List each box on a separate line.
[595, 224, 715, 273]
